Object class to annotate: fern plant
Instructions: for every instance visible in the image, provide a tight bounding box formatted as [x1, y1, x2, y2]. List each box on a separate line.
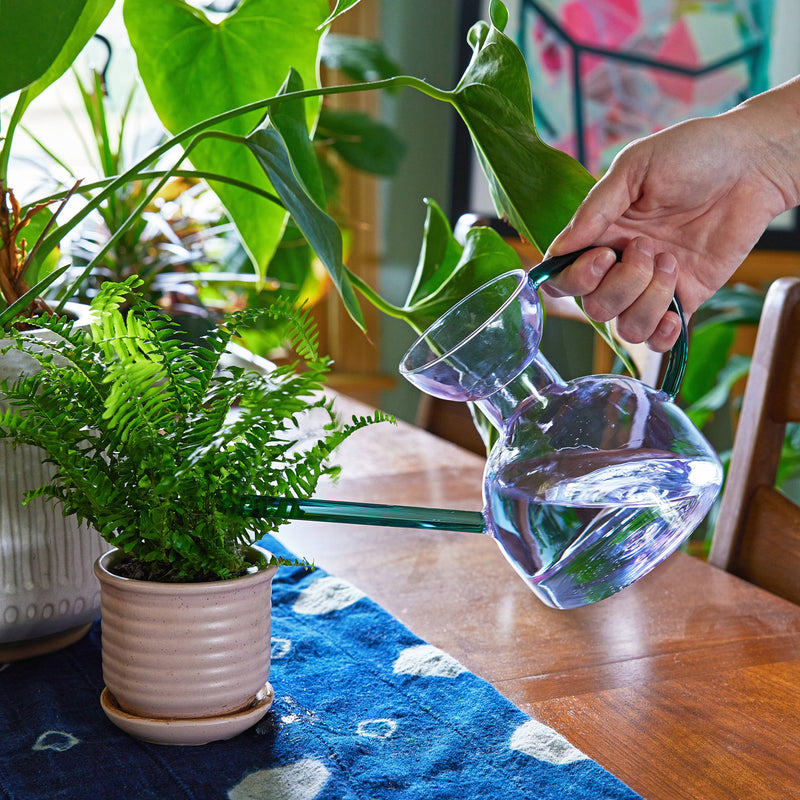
[0, 277, 389, 582]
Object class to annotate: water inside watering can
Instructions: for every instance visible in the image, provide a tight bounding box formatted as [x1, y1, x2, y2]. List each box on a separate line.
[485, 449, 722, 609]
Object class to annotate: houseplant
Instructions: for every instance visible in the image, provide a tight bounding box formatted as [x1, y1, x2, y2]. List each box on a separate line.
[2, 0, 600, 335]
[0, 275, 388, 742]
[0, 0, 401, 654]
[1, 0, 613, 653]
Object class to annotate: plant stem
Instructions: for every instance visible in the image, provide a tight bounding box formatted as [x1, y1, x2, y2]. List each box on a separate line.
[0, 90, 29, 186]
[343, 267, 412, 323]
[29, 170, 284, 212]
[17, 74, 454, 309]
[34, 76, 450, 272]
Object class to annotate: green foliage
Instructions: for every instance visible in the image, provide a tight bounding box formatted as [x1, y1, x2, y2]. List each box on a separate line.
[3, 0, 600, 346]
[346, 199, 523, 334]
[244, 71, 364, 329]
[450, 9, 595, 253]
[122, 0, 329, 280]
[680, 284, 766, 430]
[1, 0, 408, 340]
[0, 0, 113, 112]
[0, 280, 389, 582]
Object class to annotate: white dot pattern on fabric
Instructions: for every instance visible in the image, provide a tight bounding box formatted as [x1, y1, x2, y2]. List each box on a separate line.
[227, 758, 330, 800]
[393, 644, 467, 678]
[356, 718, 397, 739]
[271, 637, 292, 659]
[509, 719, 589, 765]
[292, 576, 366, 616]
[32, 731, 80, 752]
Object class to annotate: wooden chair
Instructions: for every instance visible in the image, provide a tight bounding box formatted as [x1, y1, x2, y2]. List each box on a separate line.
[709, 277, 800, 605]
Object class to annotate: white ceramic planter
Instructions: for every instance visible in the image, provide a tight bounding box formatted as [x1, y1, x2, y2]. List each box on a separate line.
[1, 312, 110, 660]
[94, 545, 278, 745]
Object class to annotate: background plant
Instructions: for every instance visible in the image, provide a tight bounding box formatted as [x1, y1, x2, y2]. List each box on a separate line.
[1, 0, 599, 336]
[0, 276, 389, 581]
[17, 26, 405, 352]
[0, 0, 368, 328]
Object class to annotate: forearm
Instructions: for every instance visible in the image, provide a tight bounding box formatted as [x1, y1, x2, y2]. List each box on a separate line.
[724, 76, 800, 212]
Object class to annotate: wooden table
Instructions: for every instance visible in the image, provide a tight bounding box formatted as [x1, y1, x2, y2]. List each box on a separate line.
[277, 395, 800, 800]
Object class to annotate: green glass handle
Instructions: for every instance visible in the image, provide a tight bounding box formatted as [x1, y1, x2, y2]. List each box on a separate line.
[240, 495, 486, 534]
[527, 247, 688, 399]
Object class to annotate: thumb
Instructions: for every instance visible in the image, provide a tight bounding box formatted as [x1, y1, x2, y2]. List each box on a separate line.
[546, 169, 636, 256]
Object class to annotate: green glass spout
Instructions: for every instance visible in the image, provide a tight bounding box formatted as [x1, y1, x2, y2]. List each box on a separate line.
[239, 495, 486, 534]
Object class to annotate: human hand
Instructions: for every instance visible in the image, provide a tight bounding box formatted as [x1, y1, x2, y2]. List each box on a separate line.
[543, 87, 800, 352]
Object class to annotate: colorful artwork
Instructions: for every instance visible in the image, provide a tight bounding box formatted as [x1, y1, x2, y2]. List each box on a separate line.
[520, 0, 773, 174]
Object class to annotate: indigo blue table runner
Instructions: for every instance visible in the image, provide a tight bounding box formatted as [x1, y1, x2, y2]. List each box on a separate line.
[1, 536, 642, 800]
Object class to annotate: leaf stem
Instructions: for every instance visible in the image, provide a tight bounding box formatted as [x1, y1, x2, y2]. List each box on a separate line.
[0, 90, 29, 186]
[344, 267, 413, 323]
[29, 170, 284, 208]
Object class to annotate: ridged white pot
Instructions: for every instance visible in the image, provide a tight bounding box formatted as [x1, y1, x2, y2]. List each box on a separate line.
[94, 545, 278, 744]
[1, 312, 110, 660]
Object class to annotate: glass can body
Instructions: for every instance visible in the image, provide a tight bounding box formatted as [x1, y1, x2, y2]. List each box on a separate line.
[401, 270, 722, 609]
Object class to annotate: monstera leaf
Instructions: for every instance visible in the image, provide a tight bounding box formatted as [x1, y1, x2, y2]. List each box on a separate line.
[123, 0, 329, 281]
[450, 0, 595, 254]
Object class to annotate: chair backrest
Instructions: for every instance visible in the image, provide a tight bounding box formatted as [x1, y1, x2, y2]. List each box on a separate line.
[709, 277, 800, 604]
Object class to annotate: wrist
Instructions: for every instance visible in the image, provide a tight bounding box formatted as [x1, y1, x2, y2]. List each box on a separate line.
[726, 77, 800, 210]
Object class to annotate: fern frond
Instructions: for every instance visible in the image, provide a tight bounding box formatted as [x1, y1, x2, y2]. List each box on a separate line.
[0, 281, 391, 582]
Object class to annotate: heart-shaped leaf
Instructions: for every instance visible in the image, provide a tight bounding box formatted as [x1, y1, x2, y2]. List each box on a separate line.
[123, 0, 328, 279]
[450, 12, 595, 253]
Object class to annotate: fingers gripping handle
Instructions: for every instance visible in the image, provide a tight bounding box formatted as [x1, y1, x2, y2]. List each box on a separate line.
[528, 247, 687, 398]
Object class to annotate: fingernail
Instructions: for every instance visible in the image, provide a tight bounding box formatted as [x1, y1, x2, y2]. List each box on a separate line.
[635, 237, 654, 257]
[656, 252, 677, 274]
[592, 249, 616, 274]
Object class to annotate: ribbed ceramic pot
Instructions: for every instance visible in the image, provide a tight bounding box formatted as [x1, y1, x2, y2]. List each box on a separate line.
[1, 312, 111, 660]
[94, 546, 278, 722]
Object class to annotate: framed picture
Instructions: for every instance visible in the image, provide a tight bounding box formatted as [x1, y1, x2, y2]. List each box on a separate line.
[451, 0, 800, 251]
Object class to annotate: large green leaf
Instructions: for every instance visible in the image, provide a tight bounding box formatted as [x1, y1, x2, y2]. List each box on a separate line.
[0, 0, 113, 123]
[400, 200, 524, 332]
[449, 6, 595, 253]
[0, 0, 82, 98]
[123, 0, 328, 280]
[244, 76, 364, 331]
[343, 198, 521, 335]
[23, 0, 114, 106]
[404, 199, 464, 308]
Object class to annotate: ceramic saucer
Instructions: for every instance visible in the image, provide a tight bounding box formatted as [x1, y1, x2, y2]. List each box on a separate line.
[100, 682, 274, 746]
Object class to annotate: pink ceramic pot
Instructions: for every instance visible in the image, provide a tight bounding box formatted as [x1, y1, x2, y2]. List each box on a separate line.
[94, 546, 278, 725]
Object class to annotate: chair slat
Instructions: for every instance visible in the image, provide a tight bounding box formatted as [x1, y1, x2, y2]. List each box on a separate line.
[709, 277, 800, 605]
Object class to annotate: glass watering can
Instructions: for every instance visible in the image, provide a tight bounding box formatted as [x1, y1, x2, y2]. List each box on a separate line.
[243, 249, 723, 609]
